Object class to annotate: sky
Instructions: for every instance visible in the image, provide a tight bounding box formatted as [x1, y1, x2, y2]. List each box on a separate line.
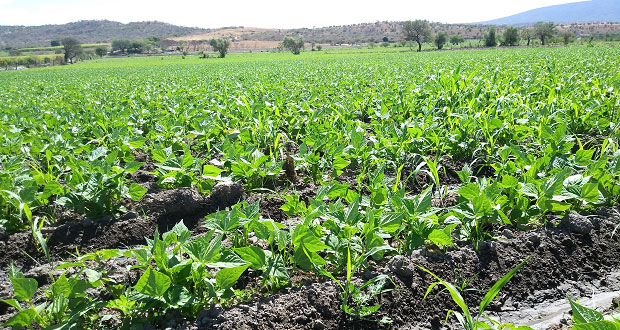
[0, 0, 586, 28]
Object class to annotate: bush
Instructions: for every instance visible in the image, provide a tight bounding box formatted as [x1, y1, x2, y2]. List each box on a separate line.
[281, 37, 304, 55]
[209, 38, 231, 58]
[501, 27, 520, 46]
[435, 32, 447, 50]
[484, 26, 497, 47]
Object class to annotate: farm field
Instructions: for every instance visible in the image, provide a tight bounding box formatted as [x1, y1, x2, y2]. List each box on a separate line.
[1, 46, 620, 329]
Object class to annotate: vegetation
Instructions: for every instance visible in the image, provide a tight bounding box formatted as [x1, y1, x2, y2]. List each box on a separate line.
[281, 37, 305, 55]
[1, 45, 619, 328]
[434, 32, 447, 50]
[483, 26, 497, 47]
[209, 38, 230, 58]
[61, 37, 82, 64]
[501, 26, 520, 46]
[521, 28, 533, 46]
[0, 20, 207, 48]
[402, 20, 431, 52]
[95, 46, 108, 58]
[562, 31, 575, 45]
[534, 22, 556, 45]
[450, 34, 465, 46]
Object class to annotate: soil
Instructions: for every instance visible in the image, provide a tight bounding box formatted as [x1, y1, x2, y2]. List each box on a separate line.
[174, 208, 620, 330]
[1, 172, 620, 330]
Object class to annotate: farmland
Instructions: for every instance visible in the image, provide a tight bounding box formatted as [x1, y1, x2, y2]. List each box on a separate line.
[1, 45, 620, 329]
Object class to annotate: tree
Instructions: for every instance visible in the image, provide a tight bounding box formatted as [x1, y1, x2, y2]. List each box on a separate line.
[450, 35, 464, 46]
[50, 40, 61, 47]
[521, 28, 533, 46]
[484, 26, 497, 47]
[128, 41, 144, 54]
[534, 22, 556, 45]
[434, 32, 447, 50]
[402, 20, 431, 52]
[501, 27, 520, 46]
[561, 31, 574, 45]
[281, 37, 304, 55]
[111, 39, 132, 53]
[61, 37, 82, 64]
[95, 46, 108, 58]
[209, 38, 231, 58]
[382, 36, 389, 42]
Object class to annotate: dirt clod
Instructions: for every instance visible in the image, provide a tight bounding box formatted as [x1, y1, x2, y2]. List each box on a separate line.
[561, 211, 593, 235]
[209, 182, 245, 209]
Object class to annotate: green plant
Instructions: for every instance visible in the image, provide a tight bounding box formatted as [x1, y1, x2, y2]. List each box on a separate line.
[318, 246, 395, 322]
[567, 296, 620, 329]
[417, 256, 530, 330]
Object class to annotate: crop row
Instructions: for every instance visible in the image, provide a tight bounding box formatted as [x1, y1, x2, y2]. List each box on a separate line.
[0, 46, 619, 328]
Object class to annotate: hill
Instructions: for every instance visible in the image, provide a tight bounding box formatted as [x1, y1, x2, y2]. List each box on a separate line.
[482, 0, 620, 25]
[2, 18, 620, 50]
[0, 20, 208, 48]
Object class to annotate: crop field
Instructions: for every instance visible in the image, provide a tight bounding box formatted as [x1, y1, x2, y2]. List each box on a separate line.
[1, 46, 620, 329]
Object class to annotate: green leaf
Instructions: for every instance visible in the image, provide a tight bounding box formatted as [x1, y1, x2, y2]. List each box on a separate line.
[572, 321, 620, 330]
[164, 286, 193, 308]
[541, 199, 571, 213]
[472, 194, 493, 216]
[519, 183, 539, 198]
[151, 148, 168, 163]
[3, 308, 37, 327]
[170, 221, 192, 244]
[416, 264, 473, 324]
[184, 233, 221, 264]
[428, 229, 453, 247]
[479, 256, 529, 315]
[500, 175, 519, 189]
[333, 157, 351, 170]
[292, 226, 328, 252]
[568, 296, 604, 324]
[581, 183, 600, 203]
[182, 153, 194, 168]
[403, 186, 433, 216]
[264, 254, 288, 280]
[42, 181, 65, 200]
[234, 246, 266, 269]
[541, 169, 571, 198]
[10, 277, 38, 302]
[133, 268, 171, 297]
[128, 183, 148, 201]
[457, 183, 480, 200]
[379, 213, 403, 234]
[124, 161, 144, 174]
[89, 146, 107, 161]
[1, 299, 21, 310]
[216, 265, 249, 290]
[575, 149, 595, 165]
[203, 164, 224, 177]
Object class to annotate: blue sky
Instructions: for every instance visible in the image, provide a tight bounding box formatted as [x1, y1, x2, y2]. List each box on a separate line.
[0, 0, 584, 28]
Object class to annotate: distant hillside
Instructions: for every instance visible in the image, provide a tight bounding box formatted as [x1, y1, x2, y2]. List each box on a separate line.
[0, 20, 208, 48]
[178, 22, 493, 45]
[177, 21, 620, 46]
[2, 18, 620, 50]
[482, 0, 620, 25]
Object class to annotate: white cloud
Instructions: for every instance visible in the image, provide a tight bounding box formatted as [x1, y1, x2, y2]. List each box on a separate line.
[0, 0, 587, 28]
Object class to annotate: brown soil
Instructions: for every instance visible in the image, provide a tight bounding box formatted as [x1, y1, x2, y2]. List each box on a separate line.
[1, 178, 619, 330]
[173, 208, 620, 330]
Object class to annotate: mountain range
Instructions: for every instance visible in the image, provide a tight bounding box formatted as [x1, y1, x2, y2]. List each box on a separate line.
[482, 0, 620, 25]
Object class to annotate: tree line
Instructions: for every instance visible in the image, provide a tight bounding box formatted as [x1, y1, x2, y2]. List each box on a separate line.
[404, 20, 574, 52]
[0, 20, 590, 69]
